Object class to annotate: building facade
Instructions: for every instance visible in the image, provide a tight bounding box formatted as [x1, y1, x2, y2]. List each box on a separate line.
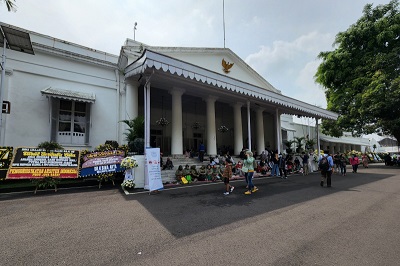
[1, 22, 338, 156]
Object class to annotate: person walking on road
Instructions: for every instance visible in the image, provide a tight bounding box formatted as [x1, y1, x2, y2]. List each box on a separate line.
[340, 153, 347, 176]
[350, 154, 360, 173]
[243, 150, 258, 195]
[300, 151, 309, 176]
[319, 150, 334, 187]
[362, 154, 369, 168]
[271, 151, 280, 177]
[278, 153, 287, 179]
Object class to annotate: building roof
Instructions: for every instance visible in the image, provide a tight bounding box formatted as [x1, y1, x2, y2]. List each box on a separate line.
[41, 87, 96, 103]
[125, 49, 338, 120]
[320, 135, 370, 146]
[0, 23, 34, 55]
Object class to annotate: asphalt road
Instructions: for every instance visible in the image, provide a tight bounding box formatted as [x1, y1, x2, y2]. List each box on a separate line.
[1, 164, 400, 266]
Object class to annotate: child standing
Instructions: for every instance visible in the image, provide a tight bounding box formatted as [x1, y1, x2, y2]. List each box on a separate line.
[222, 158, 234, 195]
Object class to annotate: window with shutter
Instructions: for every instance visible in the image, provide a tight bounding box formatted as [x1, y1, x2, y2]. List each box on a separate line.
[50, 98, 91, 145]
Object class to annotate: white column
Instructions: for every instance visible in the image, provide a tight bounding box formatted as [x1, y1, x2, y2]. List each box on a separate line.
[316, 118, 321, 157]
[170, 88, 185, 155]
[256, 107, 265, 155]
[232, 102, 243, 155]
[247, 100, 251, 151]
[275, 109, 281, 154]
[144, 81, 151, 150]
[125, 81, 139, 120]
[206, 96, 218, 156]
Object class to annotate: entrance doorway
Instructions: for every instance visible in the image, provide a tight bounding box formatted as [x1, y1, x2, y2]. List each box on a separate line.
[193, 132, 203, 156]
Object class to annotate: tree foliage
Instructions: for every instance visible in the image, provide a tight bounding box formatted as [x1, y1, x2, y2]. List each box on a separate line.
[121, 116, 144, 142]
[2, 0, 17, 12]
[120, 116, 144, 153]
[315, 0, 400, 142]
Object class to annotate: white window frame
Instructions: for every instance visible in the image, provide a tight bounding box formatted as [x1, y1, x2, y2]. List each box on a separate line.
[50, 98, 91, 145]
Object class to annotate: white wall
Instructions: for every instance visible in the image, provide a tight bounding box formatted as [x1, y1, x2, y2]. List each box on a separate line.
[0, 40, 121, 149]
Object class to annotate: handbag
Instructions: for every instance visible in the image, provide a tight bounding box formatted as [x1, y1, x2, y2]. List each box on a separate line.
[181, 177, 188, 184]
[242, 166, 249, 173]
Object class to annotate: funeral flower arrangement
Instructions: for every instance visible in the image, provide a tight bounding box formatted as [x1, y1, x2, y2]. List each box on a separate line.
[121, 179, 135, 188]
[121, 156, 138, 189]
[121, 156, 139, 169]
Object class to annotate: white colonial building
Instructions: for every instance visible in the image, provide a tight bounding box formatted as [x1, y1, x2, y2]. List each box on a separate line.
[0, 22, 338, 156]
[281, 115, 377, 154]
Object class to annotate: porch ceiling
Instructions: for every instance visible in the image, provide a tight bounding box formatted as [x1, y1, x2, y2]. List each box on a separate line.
[125, 49, 338, 120]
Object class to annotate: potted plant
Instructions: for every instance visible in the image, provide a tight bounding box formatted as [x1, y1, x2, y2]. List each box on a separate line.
[284, 140, 295, 154]
[294, 137, 305, 153]
[32, 141, 64, 194]
[120, 116, 145, 154]
[305, 139, 317, 151]
[32, 176, 59, 194]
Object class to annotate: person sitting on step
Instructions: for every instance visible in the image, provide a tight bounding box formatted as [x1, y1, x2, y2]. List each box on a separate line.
[162, 157, 174, 170]
[183, 164, 192, 182]
[206, 164, 213, 181]
[211, 164, 220, 181]
[190, 165, 199, 182]
[175, 165, 184, 183]
[198, 165, 207, 181]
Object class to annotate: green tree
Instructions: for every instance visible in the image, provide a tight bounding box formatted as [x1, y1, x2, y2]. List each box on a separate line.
[2, 0, 17, 12]
[315, 0, 400, 142]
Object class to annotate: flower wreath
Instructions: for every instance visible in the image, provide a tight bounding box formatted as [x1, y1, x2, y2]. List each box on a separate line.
[121, 156, 139, 169]
[121, 156, 139, 189]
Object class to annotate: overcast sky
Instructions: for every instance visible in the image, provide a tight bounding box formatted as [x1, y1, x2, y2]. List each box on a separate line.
[0, 0, 391, 113]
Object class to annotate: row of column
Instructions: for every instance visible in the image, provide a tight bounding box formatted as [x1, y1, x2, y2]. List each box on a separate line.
[321, 143, 359, 154]
[125, 81, 280, 156]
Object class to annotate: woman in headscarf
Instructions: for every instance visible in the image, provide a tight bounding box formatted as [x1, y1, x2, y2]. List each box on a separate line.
[175, 165, 184, 183]
[243, 150, 258, 195]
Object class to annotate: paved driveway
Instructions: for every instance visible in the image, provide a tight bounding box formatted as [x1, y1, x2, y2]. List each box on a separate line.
[1, 164, 400, 265]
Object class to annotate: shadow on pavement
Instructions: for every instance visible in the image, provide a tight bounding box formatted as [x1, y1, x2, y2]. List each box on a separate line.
[122, 165, 395, 238]
[1, 164, 397, 238]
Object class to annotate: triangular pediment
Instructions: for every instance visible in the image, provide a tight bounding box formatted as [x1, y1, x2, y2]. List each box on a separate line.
[120, 39, 280, 93]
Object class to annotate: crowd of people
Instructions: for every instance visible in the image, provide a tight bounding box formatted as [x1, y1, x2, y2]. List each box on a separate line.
[384, 153, 400, 166]
[159, 145, 377, 194]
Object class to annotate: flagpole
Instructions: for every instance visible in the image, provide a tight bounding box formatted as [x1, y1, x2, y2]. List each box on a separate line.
[223, 0, 226, 48]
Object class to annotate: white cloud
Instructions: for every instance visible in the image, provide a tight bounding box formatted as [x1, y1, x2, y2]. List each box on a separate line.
[244, 31, 334, 107]
[295, 60, 327, 108]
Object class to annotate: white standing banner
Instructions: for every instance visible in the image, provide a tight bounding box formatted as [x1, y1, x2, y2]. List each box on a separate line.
[144, 147, 163, 191]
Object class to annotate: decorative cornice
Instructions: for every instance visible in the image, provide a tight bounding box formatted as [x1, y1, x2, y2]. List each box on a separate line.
[32, 43, 117, 68]
[125, 49, 338, 120]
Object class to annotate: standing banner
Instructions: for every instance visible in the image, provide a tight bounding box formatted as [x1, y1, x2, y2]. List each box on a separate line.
[79, 149, 126, 177]
[0, 147, 13, 180]
[6, 147, 80, 179]
[144, 147, 163, 191]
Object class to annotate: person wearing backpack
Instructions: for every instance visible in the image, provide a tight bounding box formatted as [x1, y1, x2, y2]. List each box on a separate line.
[318, 150, 334, 187]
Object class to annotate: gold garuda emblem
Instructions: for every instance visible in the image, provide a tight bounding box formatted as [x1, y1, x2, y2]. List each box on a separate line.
[222, 58, 234, 73]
